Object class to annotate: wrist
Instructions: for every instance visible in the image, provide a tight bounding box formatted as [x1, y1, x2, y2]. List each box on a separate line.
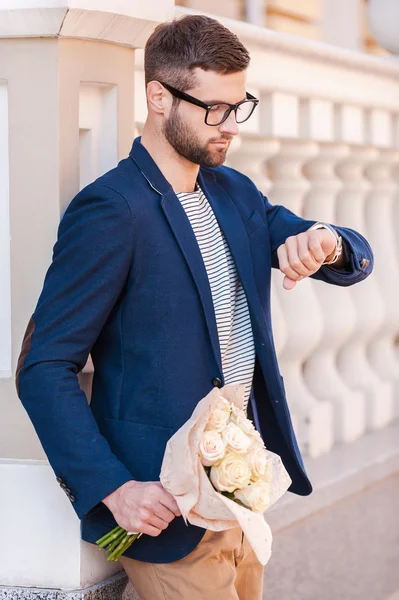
[308, 222, 342, 265]
[102, 479, 136, 510]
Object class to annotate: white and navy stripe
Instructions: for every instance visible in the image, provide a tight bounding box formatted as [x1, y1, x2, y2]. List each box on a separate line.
[176, 184, 255, 413]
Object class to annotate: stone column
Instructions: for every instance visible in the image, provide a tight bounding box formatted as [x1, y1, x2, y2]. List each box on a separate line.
[226, 136, 294, 427]
[0, 79, 11, 379]
[267, 141, 335, 458]
[0, 1, 173, 597]
[365, 150, 399, 417]
[302, 144, 367, 444]
[335, 147, 394, 430]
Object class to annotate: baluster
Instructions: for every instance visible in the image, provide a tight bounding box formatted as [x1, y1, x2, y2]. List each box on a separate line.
[364, 150, 399, 418]
[226, 135, 280, 194]
[267, 141, 334, 457]
[301, 144, 367, 443]
[227, 137, 293, 423]
[335, 147, 394, 429]
[227, 138, 289, 368]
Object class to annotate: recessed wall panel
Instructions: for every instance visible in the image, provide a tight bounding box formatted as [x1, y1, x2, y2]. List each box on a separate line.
[0, 81, 11, 379]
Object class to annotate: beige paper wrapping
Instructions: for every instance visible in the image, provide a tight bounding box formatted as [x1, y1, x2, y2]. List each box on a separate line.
[159, 383, 292, 566]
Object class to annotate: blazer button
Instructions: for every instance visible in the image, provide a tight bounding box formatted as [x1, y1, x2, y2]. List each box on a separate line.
[212, 377, 222, 388]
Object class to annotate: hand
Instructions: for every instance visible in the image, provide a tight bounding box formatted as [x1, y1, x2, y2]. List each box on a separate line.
[277, 228, 336, 290]
[101, 480, 181, 537]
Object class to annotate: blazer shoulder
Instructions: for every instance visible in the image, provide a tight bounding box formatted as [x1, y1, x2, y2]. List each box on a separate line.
[64, 155, 142, 214]
[97, 156, 142, 197]
[58, 180, 135, 251]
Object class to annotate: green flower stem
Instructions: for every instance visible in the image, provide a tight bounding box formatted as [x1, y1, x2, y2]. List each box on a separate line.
[96, 526, 122, 545]
[115, 539, 134, 560]
[110, 534, 137, 562]
[107, 532, 142, 562]
[96, 526, 125, 549]
[107, 533, 131, 561]
[96, 526, 143, 562]
[97, 525, 122, 543]
[105, 532, 127, 554]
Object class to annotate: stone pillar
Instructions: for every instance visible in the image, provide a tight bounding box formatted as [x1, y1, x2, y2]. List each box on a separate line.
[365, 150, 399, 417]
[335, 147, 394, 430]
[0, 1, 173, 597]
[267, 141, 335, 458]
[302, 144, 367, 444]
[367, 0, 399, 54]
[0, 79, 11, 379]
[322, 0, 362, 50]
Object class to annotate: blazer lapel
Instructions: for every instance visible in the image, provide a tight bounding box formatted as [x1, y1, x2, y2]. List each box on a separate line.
[130, 138, 222, 376]
[160, 188, 223, 375]
[198, 169, 268, 342]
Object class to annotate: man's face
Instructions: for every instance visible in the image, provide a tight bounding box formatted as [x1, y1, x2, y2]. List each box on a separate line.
[162, 68, 247, 168]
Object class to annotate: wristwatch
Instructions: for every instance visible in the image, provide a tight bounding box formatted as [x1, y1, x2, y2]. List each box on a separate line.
[308, 222, 343, 265]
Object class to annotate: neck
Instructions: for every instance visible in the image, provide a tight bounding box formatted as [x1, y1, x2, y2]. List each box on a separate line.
[140, 123, 200, 193]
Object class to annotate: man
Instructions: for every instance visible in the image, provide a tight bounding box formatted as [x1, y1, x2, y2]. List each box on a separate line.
[15, 14, 373, 600]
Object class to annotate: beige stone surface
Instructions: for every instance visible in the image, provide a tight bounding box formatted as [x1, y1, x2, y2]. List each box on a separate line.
[263, 475, 399, 600]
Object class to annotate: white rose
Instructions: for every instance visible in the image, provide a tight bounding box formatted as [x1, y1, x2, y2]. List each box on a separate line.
[245, 447, 271, 482]
[205, 396, 232, 432]
[222, 422, 252, 455]
[199, 430, 226, 466]
[247, 428, 266, 450]
[234, 480, 272, 513]
[230, 404, 255, 435]
[210, 452, 252, 492]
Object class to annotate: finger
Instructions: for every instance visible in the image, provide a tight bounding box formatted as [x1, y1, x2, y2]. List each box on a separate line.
[154, 502, 179, 523]
[147, 513, 171, 531]
[283, 275, 297, 290]
[306, 231, 326, 264]
[138, 522, 163, 537]
[159, 492, 182, 517]
[277, 243, 303, 282]
[297, 232, 322, 271]
[285, 236, 313, 277]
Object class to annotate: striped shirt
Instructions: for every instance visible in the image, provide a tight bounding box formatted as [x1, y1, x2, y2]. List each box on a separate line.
[176, 183, 255, 414]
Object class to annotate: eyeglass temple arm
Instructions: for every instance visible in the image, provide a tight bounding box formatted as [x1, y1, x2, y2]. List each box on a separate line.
[159, 82, 210, 110]
[246, 92, 258, 102]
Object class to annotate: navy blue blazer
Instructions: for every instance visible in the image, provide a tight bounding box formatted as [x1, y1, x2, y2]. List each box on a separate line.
[16, 136, 373, 563]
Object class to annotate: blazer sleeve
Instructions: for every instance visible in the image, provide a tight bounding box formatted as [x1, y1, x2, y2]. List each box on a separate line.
[261, 191, 374, 286]
[15, 183, 135, 520]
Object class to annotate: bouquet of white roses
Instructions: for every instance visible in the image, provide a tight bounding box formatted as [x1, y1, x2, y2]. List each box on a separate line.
[96, 383, 291, 564]
[199, 396, 274, 512]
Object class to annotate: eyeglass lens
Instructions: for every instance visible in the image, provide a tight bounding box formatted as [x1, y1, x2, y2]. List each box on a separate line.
[206, 101, 256, 125]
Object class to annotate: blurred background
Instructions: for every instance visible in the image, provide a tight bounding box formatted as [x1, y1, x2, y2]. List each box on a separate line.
[177, 0, 391, 55]
[0, 1, 398, 599]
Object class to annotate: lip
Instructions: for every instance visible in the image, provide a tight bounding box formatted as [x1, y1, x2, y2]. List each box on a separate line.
[212, 141, 229, 146]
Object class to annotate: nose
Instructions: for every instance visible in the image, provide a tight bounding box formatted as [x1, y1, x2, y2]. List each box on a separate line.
[218, 110, 239, 136]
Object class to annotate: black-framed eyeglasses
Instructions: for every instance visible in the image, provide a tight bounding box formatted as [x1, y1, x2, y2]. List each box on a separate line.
[159, 81, 259, 126]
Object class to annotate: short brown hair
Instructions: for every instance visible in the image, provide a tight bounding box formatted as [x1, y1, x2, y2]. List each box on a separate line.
[144, 15, 250, 92]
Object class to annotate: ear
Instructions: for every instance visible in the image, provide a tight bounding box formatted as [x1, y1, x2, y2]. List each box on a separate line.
[146, 81, 168, 115]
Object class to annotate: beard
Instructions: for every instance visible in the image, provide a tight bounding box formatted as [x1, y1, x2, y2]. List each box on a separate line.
[163, 104, 231, 168]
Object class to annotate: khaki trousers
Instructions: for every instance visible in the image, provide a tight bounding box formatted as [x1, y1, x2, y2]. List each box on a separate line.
[119, 526, 264, 600]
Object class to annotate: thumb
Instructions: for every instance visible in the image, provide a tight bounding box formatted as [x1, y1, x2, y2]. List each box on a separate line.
[283, 275, 297, 290]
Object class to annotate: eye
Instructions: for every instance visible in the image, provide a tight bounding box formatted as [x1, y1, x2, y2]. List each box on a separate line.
[207, 104, 231, 125]
[209, 104, 228, 113]
[235, 101, 257, 123]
